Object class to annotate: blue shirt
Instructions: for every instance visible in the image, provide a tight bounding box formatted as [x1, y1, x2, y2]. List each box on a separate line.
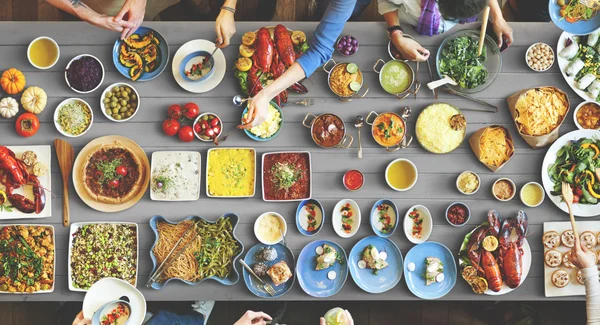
[296, 0, 357, 77]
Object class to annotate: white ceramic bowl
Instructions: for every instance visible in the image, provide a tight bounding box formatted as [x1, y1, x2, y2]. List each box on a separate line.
[100, 82, 140, 122]
[403, 205, 432, 244]
[65, 54, 105, 94]
[193, 112, 222, 142]
[456, 171, 481, 195]
[53, 98, 93, 138]
[492, 177, 516, 202]
[385, 158, 418, 192]
[525, 42, 554, 72]
[254, 212, 287, 245]
[27, 36, 60, 69]
[332, 199, 361, 238]
[573, 101, 600, 131]
[520, 181, 545, 208]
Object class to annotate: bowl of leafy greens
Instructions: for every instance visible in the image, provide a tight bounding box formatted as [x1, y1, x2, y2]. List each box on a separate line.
[436, 29, 501, 94]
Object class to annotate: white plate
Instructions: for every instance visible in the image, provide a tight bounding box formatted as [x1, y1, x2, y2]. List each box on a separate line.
[205, 148, 256, 198]
[0, 145, 52, 219]
[543, 221, 600, 297]
[82, 277, 146, 324]
[150, 151, 201, 201]
[68, 222, 139, 292]
[261, 151, 312, 202]
[459, 226, 532, 295]
[172, 40, 226, 93]
[403, 205, 432, 244]
[556, 31, 597, 103]
[541, 129, 600, 217]
[332, 199, 361, 238]
[0, 224, 55, 294]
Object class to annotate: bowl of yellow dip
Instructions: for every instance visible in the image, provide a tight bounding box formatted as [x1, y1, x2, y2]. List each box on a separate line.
[373, 59, 414, 99]
[254, 212, 287, 245]
[456, 171, 480, 195]
[385, 158, 418, 192]
[28, 36, 60, 69]
[242, 101, 284, 141]
[520, 181, 545, 208]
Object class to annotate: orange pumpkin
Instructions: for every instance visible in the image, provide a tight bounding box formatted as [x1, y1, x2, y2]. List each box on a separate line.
[1, 68, 26, 95]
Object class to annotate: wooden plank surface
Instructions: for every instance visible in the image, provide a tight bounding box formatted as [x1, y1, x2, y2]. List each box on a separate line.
[0, 21, 588, 302]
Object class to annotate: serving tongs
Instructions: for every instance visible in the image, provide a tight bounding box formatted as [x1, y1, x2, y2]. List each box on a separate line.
[146, 220, 201, 288]
[442, 88, 498, 113]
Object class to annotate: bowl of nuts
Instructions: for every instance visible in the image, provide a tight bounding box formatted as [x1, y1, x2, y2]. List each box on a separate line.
[526, 42, 554, 72]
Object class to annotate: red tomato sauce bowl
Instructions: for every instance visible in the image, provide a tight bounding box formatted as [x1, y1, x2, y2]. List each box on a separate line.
[445, 202, 470, 227]
[343, 169, 364, 191]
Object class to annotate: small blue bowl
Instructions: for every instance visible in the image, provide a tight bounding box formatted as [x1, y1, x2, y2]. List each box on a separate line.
[148, 214, 244, 289]
[242, 101, 284, 141]
[403, 241, 457, 300]
[112, 26, 169, 82]
[370, 199, 399, 237]
[296, 240, 348, 298]
[179, 50, 215, 82]
[92, 297, 131, 325]
[549, 0, 600, 35]
[242, 243, 295, 298]
[348, 236, 403, 294]
[296, 199, 325, 236]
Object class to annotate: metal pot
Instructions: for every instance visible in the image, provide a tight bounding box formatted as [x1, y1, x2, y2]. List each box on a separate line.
[302, 112, 353, 149]
[365, 107, 412, 152]
[323, 59, 369, 102]
[387, 34, 416, 61]
[373, 59, 418, 100]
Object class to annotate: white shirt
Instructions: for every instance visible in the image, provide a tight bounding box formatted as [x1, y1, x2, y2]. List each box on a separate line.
[377, 0, 458, 34]
[583, 267, 600, 325]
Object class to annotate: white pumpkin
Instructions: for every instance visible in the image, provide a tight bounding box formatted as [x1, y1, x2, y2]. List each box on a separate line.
[21, 86, 47, 114]
[0, 97, 18, 118]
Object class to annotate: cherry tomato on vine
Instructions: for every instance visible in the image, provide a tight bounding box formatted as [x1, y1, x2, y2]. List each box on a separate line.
[168, 104, 183, 119]
[162, 118, 180, 136]
[178, 125, 195, 142]
[183, 102, 200, 119]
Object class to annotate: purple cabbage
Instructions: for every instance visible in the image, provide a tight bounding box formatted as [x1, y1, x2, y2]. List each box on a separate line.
[67, 56, 103, 92]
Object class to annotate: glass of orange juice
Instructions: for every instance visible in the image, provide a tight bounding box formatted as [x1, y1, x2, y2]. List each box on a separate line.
[27, 36, 60, 69]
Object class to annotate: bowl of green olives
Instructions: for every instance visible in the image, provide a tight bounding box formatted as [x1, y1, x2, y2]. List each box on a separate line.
[100, 82, 140, 122]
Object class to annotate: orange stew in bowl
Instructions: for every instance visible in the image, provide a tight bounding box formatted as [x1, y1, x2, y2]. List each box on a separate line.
[577, 103, 600, 129]
[372, 113, 405, 146]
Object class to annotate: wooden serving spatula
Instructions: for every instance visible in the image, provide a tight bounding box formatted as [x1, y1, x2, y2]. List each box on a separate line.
[54, 139, 74, 227]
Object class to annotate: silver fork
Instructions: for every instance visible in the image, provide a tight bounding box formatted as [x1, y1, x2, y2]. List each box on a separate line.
[294, 98, 314, 106]
[239, 259, 276, 296]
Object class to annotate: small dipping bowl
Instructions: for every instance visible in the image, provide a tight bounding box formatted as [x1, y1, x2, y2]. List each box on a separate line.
[445, 202, 470, 227]
[520, 181, 545, 208]
[336, 35, 359, 56]
[27, 36, 60, 69]
[492, 177, 516, 202]
[92, 297, 131, 325]
[343, 169, 364, 191]
[525, 42, 554, 72]
[385, 158, 418, 192]
[254, 212, 287, 245]
[296, 199, 325, 236]
[573, 101, 600, 131]
[456, 171, 481, 195]
[193, 112, 222, 142]
[179, 50, 215, 82]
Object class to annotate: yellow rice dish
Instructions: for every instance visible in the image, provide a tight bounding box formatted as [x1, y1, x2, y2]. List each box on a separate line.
[416, 103, 466, 154]
[245, 104, 282, 139]
[207, 148, 256, 197]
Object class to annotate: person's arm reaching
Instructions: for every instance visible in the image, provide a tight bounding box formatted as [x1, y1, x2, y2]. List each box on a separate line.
[379, 0, 428, 61]
[234, 311, 272, 325]
[215, 0, 237, 48]
[46, 0, 137, 38]
[114, 0, 147, 40]
[570, 238, 600, 324]
[489, 0, 513, 48]
[240, 0, 355, 128]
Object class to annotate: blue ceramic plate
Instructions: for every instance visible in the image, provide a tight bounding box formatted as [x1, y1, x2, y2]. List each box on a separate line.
[296, 199, 325, 236]
[549, 0, 600, 35]
[112, 26, 169, 82]
[179, 50, 214, 82]
[296, 240, 348, 298]
[370, 199, 398, 237]
[148, 214, 244, 290]
[348, 236, 402, 294]
[242, 243, 295, 298]
[403, 242, 457, 300]
[242, 101, 284, 141]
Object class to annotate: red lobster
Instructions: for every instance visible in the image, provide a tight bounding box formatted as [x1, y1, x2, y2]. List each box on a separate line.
[498, 210, 529, 289]
[0, 146, 45, 214]
[465, 210, 501, 275]
[481, 250, 503, 292]
[273, 24, 308, 94]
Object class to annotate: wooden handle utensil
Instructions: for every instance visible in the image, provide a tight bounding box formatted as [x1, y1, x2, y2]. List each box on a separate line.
[478, 6, 491, 56]
[54, 139, 74, 227]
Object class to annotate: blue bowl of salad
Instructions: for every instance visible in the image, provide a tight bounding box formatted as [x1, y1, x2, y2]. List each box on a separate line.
[549, 0, 600, 35]
[179, 50, 215, 82]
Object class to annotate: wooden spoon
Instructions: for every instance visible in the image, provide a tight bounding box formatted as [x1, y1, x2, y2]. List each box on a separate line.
[478, 6, 491, 56]
[54, 139, 74, 227]
[561, 182, 579, 241]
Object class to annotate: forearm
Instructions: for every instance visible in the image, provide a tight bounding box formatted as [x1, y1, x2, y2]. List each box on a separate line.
[582, 267, 600, 324]
[262, 63, 305, 99]
[383, 10, 400, 27]
[488, 0, 504, 22]
[46, 0, 100, 22]
[222, 0, 237, 9]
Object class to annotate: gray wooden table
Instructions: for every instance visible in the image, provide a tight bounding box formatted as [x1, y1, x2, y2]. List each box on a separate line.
[0, 21, 583, 301]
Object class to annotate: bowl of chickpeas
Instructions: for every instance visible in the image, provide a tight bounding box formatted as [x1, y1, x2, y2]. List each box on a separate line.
[574, 101, 600, 130]
[526, 42, 554, 72]
[100, 82, 140, 122]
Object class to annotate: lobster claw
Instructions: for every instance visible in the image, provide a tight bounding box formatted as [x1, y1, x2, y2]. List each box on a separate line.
[515, 210, 529, 247]
[487, 210, 502, 236]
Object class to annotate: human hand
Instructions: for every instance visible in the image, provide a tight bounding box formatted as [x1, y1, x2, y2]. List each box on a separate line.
[492, 18, 513, 49]
[391, 34, 429, 62]
[238, 90, 270, 129]
[233, 310, 272, 325]
[570, 239, 596, 269]
[115, 0, 147, 40]
[72, 311, 91, 325]
[215, 9, 236, 48]
[90, 15, 137, 33]
[320, 310, 354, 325]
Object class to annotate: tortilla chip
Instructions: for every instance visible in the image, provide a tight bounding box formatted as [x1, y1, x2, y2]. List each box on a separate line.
[514, 87, 568, 136]
[479, 126, 514, 167]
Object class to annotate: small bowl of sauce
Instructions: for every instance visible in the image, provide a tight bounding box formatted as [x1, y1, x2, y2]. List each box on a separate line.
[385, 158, 418, 191]
[343, 169, 364, 191]
[445, 202, 470, 227]
[574, 101, 600, 130]
[520, 181, 545, 208]
[493, 178, 516, 202]
[27, 36, 60, 70]
[254, 212, 287, 245]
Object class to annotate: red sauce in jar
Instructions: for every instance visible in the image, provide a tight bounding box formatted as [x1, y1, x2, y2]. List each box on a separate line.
[447, 203, 468, 225]
[344, 170, 364, 191]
